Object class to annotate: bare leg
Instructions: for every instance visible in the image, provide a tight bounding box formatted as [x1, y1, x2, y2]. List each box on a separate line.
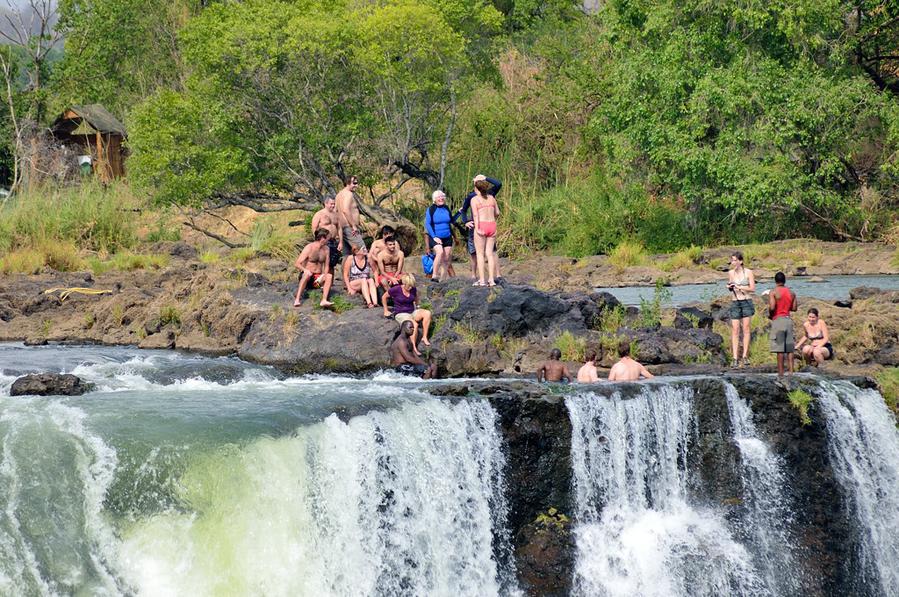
[320, 273, 334, 306]
[813, 347, 826, 365]
[294, 272, 312, 307]
[730, 319, 740, 362]
[432, 249, 443, 280]
[786, 352, 794, 374]
[776, 353, 785, 376]
[474, 233, 487, 285]
[365, 279, 378, 306]
[442, 247, 453, 281]
[494, 250, 502, 278]
[357, 280, 372, 305]
[740, 317, 751, 360]
[469, 253, 477, 278]
[411, 320, 421, 355]
[485, 236, 496, 285]
[416, 309, 432, 346]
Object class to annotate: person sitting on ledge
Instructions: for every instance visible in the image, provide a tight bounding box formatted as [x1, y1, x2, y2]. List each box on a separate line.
[537, 348, 572, 383]
[382, 273, 432, 354]
[391, 320, 437, 379]
[577, 348, 601, 383]
[795, 307, 833, 367]
[293, 228, 334, 309]
[342, 245, 378, 308]
[608, 339, 654, 381]
[375, 236, 405, 292]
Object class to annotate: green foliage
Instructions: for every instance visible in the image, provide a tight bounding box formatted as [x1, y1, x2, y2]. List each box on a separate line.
[0, 183, 136, 253]
[660, 246, 703, 272]
[554, 330, 585, 362]
[0, 241, 84, 273]
[159, 305, 182, 327]
[88, 252, 169, 275]
[787, 388, 815, 426]
[875, 368, 899, 416]
[597, 304, 626, 335]
[609, 241, 648, 271]
[638, 281, 672, 329]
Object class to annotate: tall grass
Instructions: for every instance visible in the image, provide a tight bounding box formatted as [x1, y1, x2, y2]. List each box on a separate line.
[0, 182, 137, 254]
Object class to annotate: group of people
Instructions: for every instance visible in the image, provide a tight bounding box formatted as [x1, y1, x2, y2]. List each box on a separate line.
[537, 338, 655, 383]
[292, 175, 435, 374]
[727, 251, 834, 376]
[425, 175, 501, 287]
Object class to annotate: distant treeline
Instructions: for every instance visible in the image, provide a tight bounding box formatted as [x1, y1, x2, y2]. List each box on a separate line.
[3, 0, 899, 255]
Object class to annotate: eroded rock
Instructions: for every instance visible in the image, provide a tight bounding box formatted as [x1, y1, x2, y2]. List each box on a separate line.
[10, 373, 94, 396]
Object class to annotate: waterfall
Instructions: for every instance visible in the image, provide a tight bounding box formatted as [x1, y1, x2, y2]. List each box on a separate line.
[724, 383, 799, 595]
[117, 398, 515, 597]
[817, 380, 899, 596]
[567, 385, 767, 597]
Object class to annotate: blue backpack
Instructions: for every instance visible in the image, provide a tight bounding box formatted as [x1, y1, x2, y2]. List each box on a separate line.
[421, 252, 434, 276]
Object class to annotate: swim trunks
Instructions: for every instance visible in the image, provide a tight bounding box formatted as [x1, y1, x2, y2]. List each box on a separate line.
[377, 272, 402, 286]
[396, 363, 427, 377]
[301, 270, 327, 289]
[327, 239, 341, 269]
[342, 226, 365, 256]
[769, 317, 795, 353]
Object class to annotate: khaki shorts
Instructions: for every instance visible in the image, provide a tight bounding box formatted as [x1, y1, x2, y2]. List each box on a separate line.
[342, 226, 365, 255]
[770, 317, 795, 353]
[395, 312, 414, 325]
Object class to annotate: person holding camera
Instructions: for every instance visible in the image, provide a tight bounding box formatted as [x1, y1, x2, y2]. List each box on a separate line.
[727, 251, 756, 367]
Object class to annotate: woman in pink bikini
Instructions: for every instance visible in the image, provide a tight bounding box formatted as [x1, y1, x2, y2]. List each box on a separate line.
[471, 179, 499, 286]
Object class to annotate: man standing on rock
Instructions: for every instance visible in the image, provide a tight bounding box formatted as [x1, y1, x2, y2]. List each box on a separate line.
[391, 320, 437, 378]
[608, 339, 654, 381]
[768, 271, 797, 376]
[293, 229, 335, 309]
[537, 349, 572, 383]
[336, 175, 365, 256]
[311, 197, 342, 276]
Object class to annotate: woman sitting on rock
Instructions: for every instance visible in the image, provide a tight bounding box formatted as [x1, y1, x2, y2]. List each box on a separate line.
[796, 308, 834, 366]
[342, 245, 378, 308]
[382, 273, 432, 354]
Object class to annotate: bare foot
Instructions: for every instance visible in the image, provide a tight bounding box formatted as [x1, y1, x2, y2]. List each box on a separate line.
[320, 300, 334, 309]
[422, 338, 431, 346]
[293, 301, 302, 308]
[413, 346, 422, 356]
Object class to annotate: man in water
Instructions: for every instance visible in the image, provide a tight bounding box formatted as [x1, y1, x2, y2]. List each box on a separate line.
[608, 339, 654, 381]
[577, 348, 601, 383]
[456, 174, 502, 280]
[293, 228, 335, 308]
[768, 271, 797, 376]
[375, 236, 405, 291]
[391, 320, 437, 379]
[310, 197, 342, 276]
[537, 348, 572, 383]
[336, 175, 365, 256]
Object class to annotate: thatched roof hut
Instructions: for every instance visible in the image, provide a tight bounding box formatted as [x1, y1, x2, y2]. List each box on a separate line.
[50, 104, 127, 182]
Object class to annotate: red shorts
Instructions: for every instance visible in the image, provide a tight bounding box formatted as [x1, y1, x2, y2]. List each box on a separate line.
[302, 270, 327, 288]
[377, 272, 402, 286]
[478, 221, 497, 237]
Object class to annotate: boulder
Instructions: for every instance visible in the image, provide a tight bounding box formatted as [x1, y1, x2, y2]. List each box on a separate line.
[849, 286, 880, 301]
[10, 373, 94, 396]
[833, 299, 852, 309]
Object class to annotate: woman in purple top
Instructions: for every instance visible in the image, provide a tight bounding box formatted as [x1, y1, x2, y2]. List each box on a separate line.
[382, 273, 432, 354]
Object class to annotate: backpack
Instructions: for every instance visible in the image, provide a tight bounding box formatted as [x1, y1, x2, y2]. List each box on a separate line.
[421, 252, 434, 276]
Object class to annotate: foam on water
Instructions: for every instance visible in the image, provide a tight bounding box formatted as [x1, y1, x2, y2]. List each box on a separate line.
[567, 385, 767, 597]
[723, 383, 799, 595]
[116, 399, 515, 597]
[817, 380, 899, 595]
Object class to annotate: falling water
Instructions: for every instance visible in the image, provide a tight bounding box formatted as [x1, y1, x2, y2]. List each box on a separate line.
[724, 383, 799, 595]
[817, 380, 899, 596]
[566, 385, 767, 597]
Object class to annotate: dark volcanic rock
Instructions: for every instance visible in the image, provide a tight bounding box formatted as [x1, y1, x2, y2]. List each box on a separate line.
[849, 286, 880, 301]
[514, 513, 574, 597]
[624, 327, 725, 365]
[833, 299, 853, 309]
[10, 373, 94, 396]
[676, 306, 714, 329]
[448, 284, 573, 336]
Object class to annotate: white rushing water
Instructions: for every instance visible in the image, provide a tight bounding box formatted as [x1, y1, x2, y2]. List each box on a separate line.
[566, 385, 767, 597]
[116, 398, 514, 597]
[817, 380, 899, 596]
[724, 383, 799, 596]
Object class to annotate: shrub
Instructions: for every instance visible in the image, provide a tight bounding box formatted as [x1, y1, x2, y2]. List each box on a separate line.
[660, 245, 703, 271]
[787, 389, 814, 426]
[875, 367, 899, 415]
[638, 281, 672, 328]
[609, 240, 648, 271]
[0, 241, 84, 273]
[554, 330, 586, 362]
[199, 251, 221, 264]
[159, 305, 181, 327]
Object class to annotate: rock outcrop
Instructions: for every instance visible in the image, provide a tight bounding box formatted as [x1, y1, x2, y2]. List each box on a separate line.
[10, 373, 94, 396]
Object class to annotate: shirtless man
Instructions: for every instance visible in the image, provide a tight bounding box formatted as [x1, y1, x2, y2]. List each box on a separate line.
[537, 349, 572, 383]
[391, 320, 437, 379]
[368, 225, 396, 277]
[608, 339, 654, 382]
[310, 197, 342, 275]
[577, 349, 601, 383]
[335, 175, 365, 256]
[293, 228, 335, 308]
[376, 236, 405, 291]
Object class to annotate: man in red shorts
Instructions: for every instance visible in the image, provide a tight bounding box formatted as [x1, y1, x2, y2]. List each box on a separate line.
[293, 228, 335, 308]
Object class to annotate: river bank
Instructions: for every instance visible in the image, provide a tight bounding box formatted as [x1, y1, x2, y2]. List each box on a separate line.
[0, 240, 896, 385]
